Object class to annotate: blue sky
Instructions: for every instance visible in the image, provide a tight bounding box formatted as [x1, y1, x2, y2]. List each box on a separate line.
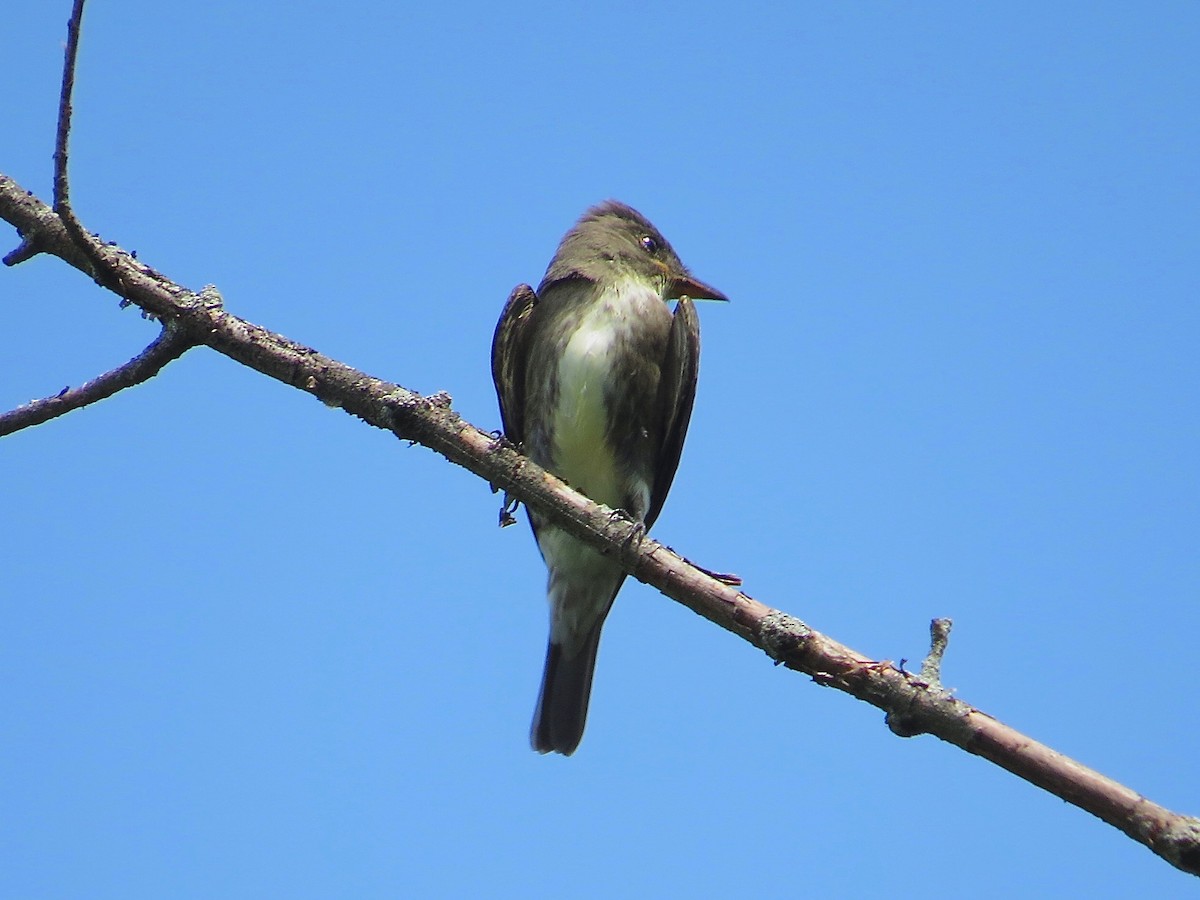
[4, 2, 1199, 896]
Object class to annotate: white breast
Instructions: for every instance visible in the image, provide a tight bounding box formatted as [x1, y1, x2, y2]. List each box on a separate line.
[550, 279, 663, 512]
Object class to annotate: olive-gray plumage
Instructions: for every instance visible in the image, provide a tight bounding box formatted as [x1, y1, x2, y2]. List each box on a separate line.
[492, 201, 725, 755]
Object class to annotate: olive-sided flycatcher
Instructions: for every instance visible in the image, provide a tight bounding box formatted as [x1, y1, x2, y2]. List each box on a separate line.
[491, 201, 727, 755]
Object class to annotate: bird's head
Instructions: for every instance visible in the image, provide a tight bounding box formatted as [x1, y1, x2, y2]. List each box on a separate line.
[541, 200, 728, 303]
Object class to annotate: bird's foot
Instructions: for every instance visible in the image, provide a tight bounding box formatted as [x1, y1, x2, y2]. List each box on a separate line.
[497, 492, 520, 528]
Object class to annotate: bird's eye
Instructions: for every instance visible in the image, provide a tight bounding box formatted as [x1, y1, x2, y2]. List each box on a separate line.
[639, 234, 658, 254]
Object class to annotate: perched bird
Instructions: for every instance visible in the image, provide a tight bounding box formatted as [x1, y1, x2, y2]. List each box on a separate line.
[492, 200, 727, 755]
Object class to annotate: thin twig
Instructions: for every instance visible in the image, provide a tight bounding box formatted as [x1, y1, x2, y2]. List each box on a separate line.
[0, 0, 90, 269]
[52, 0, 117, 291]
[0, 321, 193, 437]
[53, 0, 87, 216]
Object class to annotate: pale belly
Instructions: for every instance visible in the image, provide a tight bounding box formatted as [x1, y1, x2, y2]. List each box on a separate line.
[552, 322, 624, 509]
[548, 283, 666, 516]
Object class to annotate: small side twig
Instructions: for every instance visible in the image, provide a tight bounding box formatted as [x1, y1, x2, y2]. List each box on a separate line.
[884, 617, 953, 738]
[53, 0, 86, 218]
[51, 0, 125, 295]
[3, 0, 90, 269]
[918, 617, 953, 689]
[0, 321, 193, 437]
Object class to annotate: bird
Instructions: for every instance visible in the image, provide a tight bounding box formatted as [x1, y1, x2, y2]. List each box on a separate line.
[491, 200, 727, 755]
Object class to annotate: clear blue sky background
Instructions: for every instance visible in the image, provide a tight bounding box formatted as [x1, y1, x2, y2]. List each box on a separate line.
[4, 2, 1198, 897]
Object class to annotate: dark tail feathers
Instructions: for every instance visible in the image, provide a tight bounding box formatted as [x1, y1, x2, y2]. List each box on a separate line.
[530, 627, 603, 756]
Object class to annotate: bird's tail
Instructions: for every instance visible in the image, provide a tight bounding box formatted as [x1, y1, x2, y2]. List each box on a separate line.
[530, 624, 603, 756]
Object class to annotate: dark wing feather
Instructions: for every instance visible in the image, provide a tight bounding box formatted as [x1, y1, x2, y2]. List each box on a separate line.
[647, 298, 701, 528]
[491, 283, 538, 444]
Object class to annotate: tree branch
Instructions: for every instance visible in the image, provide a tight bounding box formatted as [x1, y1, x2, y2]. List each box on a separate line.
[3, 172, 1197, 876]
[1, 0, 1197, 878]
[0, 0, 195, 436]
[0, 319, 193, 436]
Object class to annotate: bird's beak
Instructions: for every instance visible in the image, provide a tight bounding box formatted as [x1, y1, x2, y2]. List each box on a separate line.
[667, 271, 729, 303]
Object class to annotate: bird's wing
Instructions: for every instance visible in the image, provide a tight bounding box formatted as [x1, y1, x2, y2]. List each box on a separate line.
[491, 283, 538, 444]
[647, 298, 701, 528]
